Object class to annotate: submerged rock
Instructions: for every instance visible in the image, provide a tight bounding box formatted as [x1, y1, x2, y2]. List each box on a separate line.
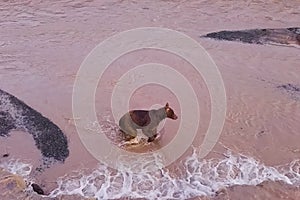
[277, 83, 300, 100]
[2, 154, 9, 158]
[202, 27, 300, 46]
[31, 183, 45, 195]
[0, 89, 69, 164]
[277, 83, 300, 93]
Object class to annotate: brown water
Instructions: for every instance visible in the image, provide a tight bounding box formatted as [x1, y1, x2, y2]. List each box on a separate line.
[0, 0, 299, 199]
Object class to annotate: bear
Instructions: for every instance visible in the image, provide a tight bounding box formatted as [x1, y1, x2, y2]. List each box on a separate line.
[119, 103, 178, 143]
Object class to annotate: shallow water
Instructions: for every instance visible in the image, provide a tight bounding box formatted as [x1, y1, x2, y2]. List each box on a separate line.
[0, 0, 300, 199]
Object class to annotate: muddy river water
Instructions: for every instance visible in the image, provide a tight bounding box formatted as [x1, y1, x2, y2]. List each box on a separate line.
[0, 0, 299, 199]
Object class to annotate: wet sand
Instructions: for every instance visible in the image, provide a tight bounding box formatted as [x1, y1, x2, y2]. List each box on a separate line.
[0, 0, 300, 199]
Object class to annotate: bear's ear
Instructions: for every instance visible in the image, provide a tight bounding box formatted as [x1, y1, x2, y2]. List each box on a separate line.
[165, 102, 169, 108]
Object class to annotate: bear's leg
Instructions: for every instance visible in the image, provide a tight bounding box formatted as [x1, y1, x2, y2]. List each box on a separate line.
[120, 128, 137, 141]
[143, 128, 158, 142]
[147, 134, 158, 142]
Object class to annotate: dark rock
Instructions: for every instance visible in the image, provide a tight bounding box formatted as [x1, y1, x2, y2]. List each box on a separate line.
[203, 29, 267, 44]
[287, 27, 300, 34]
[31, 183, 45, 195]
[277, 83, 300, 100]
[277, 83, 300, 92]
[201, 27, 300, 46]
[0, 89, 69, 165]
[0, 111, 16, 136]
[2, 153, 9, 158]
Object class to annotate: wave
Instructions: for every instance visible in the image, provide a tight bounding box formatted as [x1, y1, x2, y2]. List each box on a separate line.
[47, 150, 299, 199]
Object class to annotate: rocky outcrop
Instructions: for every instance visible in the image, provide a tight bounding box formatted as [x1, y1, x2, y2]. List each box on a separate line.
[202, 27, 300, 47]
[0, 89, 69, 165]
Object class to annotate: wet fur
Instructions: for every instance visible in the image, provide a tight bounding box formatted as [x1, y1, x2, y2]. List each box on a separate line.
[119, 103, 177, 143]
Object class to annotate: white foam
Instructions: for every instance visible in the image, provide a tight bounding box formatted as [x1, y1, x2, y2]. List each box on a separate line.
[0, 159, 32, 177]
[48, 149, 300, 200]
[46, 118, 300, 199]
[2, 118, 299, 199]
[1, 144, 299, 200]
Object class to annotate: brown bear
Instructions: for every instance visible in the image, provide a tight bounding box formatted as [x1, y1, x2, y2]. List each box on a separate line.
[119, 103, 178, 142]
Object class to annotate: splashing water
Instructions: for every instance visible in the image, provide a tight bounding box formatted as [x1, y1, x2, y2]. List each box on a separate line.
[43, 150, 299, 199]
[0, 159, 32, 177]
[1, 118, 299, 199]
[44, 118, 300, 199]
[1, 143, 299, 199]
